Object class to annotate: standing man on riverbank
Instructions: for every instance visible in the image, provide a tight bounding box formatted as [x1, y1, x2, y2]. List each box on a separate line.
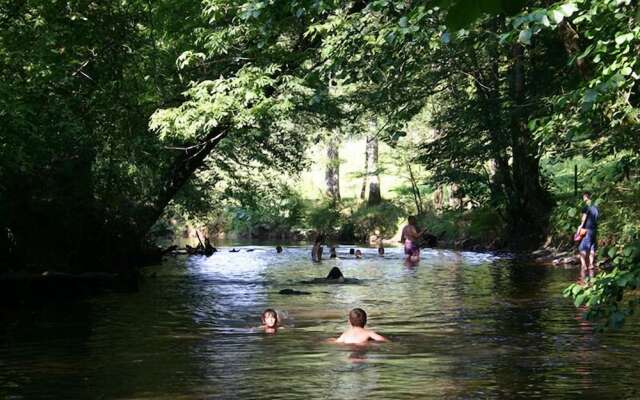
[577, 191, 599, 281]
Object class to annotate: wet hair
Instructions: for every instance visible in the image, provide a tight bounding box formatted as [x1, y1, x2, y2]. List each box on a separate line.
[378, 246, 384, 255]
[326, 267, 344, 280]
[261, 309, 278, 325]
[349, 308, 367, 328]
[276, 245, 283, 253]
[582, 191, 592, 199]
[408, 215, 417, 225]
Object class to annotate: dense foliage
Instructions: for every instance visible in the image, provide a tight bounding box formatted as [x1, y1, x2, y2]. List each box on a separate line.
[2, 0, 640, 328]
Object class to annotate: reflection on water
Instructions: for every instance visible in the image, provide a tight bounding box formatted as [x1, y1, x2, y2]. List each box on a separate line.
[2, 246, 640, 399]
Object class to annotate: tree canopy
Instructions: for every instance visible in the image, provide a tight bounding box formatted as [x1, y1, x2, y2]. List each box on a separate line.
[2, 0, 640, 328]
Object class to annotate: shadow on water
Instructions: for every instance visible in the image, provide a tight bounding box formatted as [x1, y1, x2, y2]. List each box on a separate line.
[2, 245, 640, 399]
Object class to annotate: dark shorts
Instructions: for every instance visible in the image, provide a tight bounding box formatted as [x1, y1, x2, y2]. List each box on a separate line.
[579, 230, 597, 253]
[404, 240, 420, 256]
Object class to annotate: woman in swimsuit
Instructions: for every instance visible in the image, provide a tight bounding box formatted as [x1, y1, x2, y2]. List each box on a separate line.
[401, 216, 424, 262]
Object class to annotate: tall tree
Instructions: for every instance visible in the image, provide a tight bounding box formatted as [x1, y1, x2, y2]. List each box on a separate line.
[367, 135, 382, 205]
[325, 134, 341, 202]
[359, 137, 370, 200]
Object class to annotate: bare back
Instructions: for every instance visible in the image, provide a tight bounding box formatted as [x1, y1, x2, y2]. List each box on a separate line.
[335, 327, 387, 344]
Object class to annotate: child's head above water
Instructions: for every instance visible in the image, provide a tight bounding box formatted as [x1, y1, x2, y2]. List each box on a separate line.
[261, 308, 278, 328]
[355, 250, 363, 258]
[349, 308, 367, 328]
[326, 267, 344, 280]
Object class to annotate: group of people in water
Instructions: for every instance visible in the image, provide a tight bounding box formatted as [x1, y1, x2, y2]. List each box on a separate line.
[260, 307, 388, 344]
[310, 215, 430, 263]
[256, 216, 430, 344]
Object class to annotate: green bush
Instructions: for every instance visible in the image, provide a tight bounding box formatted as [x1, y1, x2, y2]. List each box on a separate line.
[349, 201, 404, 241]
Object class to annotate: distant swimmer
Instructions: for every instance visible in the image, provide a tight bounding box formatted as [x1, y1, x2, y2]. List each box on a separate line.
[300, 267, 359, 284]
[230, 248, 240, 253]
[330, 246, 337, 259]
[328, 308, 388, 345]
[276, 245, 283, 253]
[326, 267, 344, 282]
[355, 249, 363, 259]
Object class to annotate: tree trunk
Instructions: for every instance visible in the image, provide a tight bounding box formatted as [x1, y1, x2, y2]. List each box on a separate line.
[360, 137, 369, 200]
[507, 43, 552, 249]
[558, 20, 590, 80]
[325, 136, 341, 202]
[138, 126, 229, 236]
[367, 135, 382, 205]
[406, 161, 423, 214]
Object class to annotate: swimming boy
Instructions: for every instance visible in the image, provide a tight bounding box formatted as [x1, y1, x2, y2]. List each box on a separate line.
[330, 308, 388, 344]
[261, 308, 279, 333]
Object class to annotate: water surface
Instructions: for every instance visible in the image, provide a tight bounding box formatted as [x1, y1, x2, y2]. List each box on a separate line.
[2, 246, 639, 399]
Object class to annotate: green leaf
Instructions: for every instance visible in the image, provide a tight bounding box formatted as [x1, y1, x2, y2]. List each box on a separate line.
[550, 10, 564, 24]
[615, 33, 634, 45]
[518, 29, 532, 45]
[559, 3, 578, 17]
[574, 293, 587, 307]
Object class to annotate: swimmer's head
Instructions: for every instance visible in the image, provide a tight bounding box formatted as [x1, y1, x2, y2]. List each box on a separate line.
[349, 308, 367, 328]
[276, 245, 283, 253]
[355, 250, 363, 258]
[261, 309, 278, 328]
[378, 246, 384, 255]
[326, 267, 344, 280]
[349, 248, 355, 255]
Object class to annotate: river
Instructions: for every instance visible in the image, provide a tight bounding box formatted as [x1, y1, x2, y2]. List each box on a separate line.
[1, 246, 639, 399]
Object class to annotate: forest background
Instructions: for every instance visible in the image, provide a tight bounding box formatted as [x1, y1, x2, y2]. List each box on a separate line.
[1, 0, 640, 329]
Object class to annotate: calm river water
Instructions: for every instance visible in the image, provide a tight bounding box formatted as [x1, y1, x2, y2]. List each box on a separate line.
[2, 246, 640, 399]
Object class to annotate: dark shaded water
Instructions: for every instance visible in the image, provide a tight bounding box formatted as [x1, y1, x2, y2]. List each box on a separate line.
[2, 246, 639, 399]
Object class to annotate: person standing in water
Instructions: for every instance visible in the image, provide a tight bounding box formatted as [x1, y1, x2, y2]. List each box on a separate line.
[577, 191, 599, 281]
[401, 215, 424, 262]
[312, 234, 324, 262]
